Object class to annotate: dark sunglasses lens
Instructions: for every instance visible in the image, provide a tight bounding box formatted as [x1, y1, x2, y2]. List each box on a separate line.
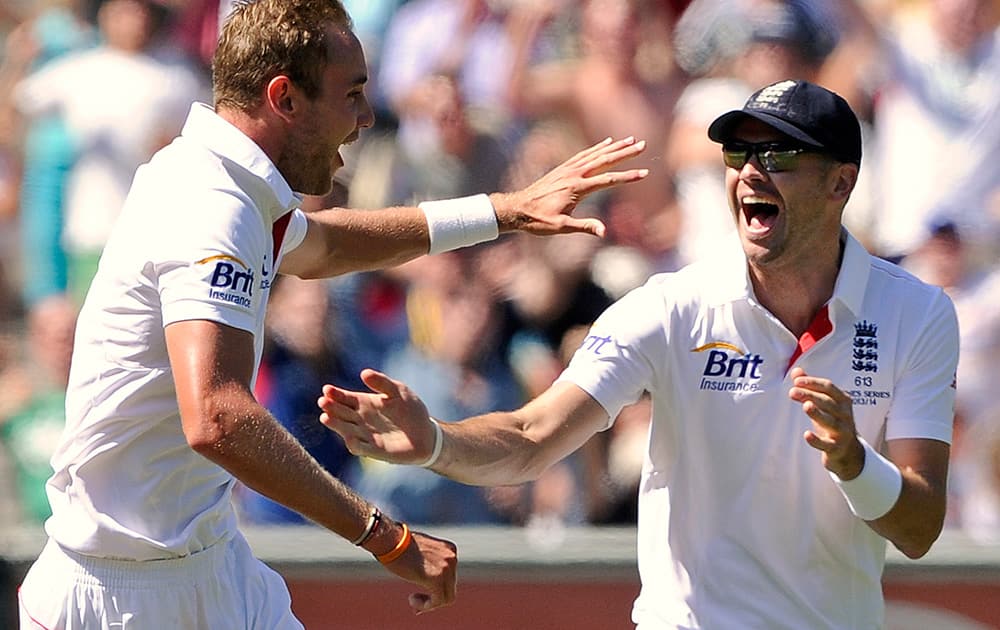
[761, 149, 800, 172]
[722, 148, 748, 169]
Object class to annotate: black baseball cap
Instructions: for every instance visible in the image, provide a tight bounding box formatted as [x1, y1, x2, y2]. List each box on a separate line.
[708, 80, 862, 165]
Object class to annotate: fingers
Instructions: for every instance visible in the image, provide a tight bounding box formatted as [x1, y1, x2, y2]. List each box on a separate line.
[563, 136, 614, 167]
[317, 383, 372, 453]
[318, 410, 373, 456]
[409, 592, 433, 614]
[320, 383, 360, 411]
[578, 168, 650, 196]
[556, 216, 606, 238]
[563, 136, 645, 172]
[585, 136, 642, 161]
[360, 368, 403, 399]
[790, 372, 851, 404]
[803, 429, 836, 453]
[789, 371, 847, 428]
[388, 532, 458, 614]
[408, 570, 456, 615]
[788, 371, 853, 427]
[581, 139, 648, 175]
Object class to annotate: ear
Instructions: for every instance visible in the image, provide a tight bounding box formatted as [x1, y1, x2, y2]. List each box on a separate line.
[265, 76, 298, 122]
[830, 163, 858, 202]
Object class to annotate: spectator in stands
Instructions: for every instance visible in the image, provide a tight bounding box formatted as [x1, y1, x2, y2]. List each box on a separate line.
[8, 0, 208, 302]
[0, 294, 77, 524]
[505, 0, 688, 262]
[347, 73, 511, 210]
[378, 0, 514, 131]
[0, 0, 96, 309]
[835, 0, 1000, 261]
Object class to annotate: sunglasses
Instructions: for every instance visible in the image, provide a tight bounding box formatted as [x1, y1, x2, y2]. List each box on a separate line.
[721, 142, 816, 172]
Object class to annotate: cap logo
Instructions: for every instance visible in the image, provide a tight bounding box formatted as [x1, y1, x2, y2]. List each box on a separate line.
[750, 80, 797, 110]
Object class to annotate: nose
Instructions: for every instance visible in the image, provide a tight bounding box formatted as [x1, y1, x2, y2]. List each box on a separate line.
[358, 94, 375, 130]
[739, 155, 767, 182]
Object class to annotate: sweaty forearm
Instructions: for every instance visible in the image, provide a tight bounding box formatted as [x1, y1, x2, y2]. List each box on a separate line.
[195, 404, 371, 540]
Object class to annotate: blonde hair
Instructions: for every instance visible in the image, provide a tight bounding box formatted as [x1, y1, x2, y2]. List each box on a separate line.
[212, 0, 352, 111]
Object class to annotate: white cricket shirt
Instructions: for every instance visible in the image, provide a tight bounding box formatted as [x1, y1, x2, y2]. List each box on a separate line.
[45, 103, 308, 560]
[558, 230, 958, 629]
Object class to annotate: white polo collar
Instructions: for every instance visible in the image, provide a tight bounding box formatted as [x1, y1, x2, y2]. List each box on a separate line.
[180, 102, 302, 223]
[704, 228, 871, 319]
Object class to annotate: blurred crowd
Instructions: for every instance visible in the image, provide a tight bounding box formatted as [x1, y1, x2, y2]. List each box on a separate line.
[1, 0, 999, 542]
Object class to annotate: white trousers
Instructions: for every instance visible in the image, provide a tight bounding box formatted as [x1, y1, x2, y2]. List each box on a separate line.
[18, 534, 305, 629]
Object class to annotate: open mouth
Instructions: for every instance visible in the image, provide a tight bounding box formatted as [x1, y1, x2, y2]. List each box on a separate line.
[742, 198, 780, 233]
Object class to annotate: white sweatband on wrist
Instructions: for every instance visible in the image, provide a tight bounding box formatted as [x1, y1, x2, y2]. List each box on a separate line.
[416, 417, 443, 468]
[419, 194, 499, 255]
[831, 437, 903, 521]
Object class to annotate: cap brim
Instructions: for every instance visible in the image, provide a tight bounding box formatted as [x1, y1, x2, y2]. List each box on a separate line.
[707, 110, 825, 148]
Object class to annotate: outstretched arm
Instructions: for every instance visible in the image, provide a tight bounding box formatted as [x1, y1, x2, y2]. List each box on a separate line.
[318, 369, 610, 487]
[279, 136, 647, 278]
[789, 367, 949, 559]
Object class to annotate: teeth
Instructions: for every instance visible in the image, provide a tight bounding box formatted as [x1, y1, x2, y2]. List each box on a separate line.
[742, 195, 775, 205]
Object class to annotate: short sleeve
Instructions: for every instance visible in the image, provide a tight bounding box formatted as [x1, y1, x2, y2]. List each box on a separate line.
[885, 289, 959, 443]
[157, 194, 268, 334]
[556, 281, 665, 428]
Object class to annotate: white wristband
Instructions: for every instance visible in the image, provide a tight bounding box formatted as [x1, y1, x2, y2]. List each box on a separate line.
[831, 437, 903, 521]
[419, 194, 499, 255]
[416, 417, 443, 468]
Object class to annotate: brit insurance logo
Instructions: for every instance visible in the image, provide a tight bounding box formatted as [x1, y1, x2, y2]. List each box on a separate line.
[197, 254, 254, 309]
[692, 341, 764, 393]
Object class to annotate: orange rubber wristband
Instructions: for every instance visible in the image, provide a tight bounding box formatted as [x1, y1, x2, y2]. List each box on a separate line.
[376, 523, 412, 565]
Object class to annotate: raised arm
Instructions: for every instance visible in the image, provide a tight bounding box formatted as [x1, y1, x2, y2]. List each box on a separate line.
[318, 369, 611, 487]
[279, 135, 647, 278]
[504, 1, 577, 118]
[165, 319, 457, 612]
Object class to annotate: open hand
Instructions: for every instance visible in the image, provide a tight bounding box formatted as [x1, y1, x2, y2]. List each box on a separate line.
[491, 136, 648, 237]
[318, 368, 437, 465]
